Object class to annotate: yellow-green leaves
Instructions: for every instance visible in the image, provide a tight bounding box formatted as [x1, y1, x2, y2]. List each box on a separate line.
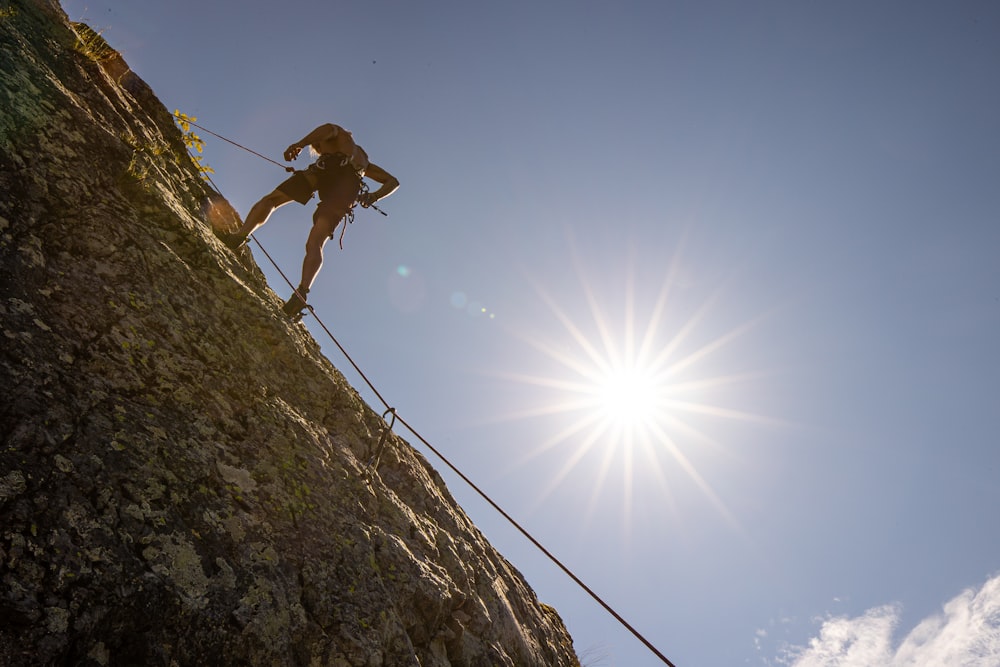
[173, 110, 214, 178]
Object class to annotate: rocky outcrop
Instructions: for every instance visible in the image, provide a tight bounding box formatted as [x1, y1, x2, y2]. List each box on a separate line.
[0, 1, 580, 665]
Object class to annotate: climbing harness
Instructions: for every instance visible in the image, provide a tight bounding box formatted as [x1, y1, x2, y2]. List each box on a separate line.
[182, 121, 678, 667]
[314, 152, 357, 171]
[331, 181, 388, 249]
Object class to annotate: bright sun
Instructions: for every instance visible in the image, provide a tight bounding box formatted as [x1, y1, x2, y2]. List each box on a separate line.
[596, 366, 659, 427]
[498, 241, 775, 526]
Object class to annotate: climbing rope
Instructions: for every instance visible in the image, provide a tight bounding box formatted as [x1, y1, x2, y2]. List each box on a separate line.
[176, 114, 294, 173]
[179, 112, 389, 219]
[182, 122, 679, 667]
[257, 244, 681, 667]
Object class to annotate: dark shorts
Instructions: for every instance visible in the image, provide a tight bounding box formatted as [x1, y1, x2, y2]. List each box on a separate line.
[276, 170, 317, 206]
[276, 156, 362, 220]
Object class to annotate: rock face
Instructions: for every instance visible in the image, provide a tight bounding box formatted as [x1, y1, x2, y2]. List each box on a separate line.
[0, 2, 580, 665]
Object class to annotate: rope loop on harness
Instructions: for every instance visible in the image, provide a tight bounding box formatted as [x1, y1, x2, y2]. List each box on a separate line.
[331, 180, 369, 249]
[336, 209, 355, 250]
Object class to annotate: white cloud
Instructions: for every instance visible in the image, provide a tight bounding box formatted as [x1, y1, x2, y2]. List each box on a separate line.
[783, 574, 1000, 667]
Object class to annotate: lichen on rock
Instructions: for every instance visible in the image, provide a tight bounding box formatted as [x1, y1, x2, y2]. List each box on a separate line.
[0, 1, 580, 665]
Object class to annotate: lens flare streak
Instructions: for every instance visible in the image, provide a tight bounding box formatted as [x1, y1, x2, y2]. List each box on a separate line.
[499, 246, 776, 529]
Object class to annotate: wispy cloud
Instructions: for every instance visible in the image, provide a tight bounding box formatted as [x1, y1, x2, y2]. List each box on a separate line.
[781, 573, 1000, 666]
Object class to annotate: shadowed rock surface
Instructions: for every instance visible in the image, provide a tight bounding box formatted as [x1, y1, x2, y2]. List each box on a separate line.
[0, 1, 580, 665]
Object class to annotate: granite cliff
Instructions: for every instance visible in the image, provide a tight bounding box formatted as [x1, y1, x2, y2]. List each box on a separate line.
[0, 1, 580, 665]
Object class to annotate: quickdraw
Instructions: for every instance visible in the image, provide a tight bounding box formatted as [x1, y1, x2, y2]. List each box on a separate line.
[366, 407, 397, 474]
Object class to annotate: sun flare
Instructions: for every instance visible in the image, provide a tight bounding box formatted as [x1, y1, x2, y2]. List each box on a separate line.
[595, 365, 659, 427]
[497, 242, 777, 529]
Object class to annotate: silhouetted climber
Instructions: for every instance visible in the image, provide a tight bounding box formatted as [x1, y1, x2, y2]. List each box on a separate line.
[220, 123, 399, 318]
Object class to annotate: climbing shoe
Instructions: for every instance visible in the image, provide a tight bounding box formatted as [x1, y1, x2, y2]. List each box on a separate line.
[218, 230, 247, 251]
[282, 288, 309, 320]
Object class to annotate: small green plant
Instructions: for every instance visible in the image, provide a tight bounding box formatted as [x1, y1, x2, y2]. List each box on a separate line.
[0, 6, 18, 20]
[71, 22, 117, 62]
[173, 110, 215, 179]
[120, 130, 167, 188]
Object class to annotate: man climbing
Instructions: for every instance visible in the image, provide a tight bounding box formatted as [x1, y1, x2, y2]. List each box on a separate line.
[220, 123, 399, 319]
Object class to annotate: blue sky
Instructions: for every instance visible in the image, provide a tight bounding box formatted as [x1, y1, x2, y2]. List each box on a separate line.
[61, 1, 1000, 665]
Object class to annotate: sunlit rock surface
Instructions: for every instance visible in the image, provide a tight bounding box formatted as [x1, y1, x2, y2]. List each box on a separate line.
[0, 1, 580, 664]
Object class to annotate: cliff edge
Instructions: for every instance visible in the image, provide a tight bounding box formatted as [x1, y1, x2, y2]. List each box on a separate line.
[0, 1, 580, 665]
